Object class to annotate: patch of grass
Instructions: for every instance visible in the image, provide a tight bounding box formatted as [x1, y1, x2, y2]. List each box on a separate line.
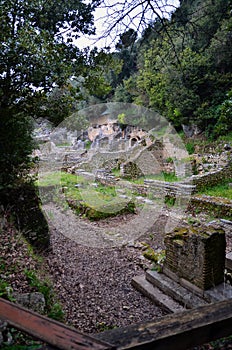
[165, 157, 174, 163]
[85, 140, 92, 149]
[37, 171, 85, 188]
[1, 328, 42, 349]
[24, 269, 65, 322]
[218, 131, 232, 142]
[47, 302, 65, 322]
[164, 196, 176, 207]
[147, 172, 179, 182]
[96, 184, 117, 200]
[0, 279, 14, 301]
[186, 142, 195, 155]
[143, 246, 166, 272]
[111, 168, 121, 177]
[96, 322, 118, 332]
[199, 179, 232, 200]
[131, 172, 179, 184]
[56, 142, 71, 147]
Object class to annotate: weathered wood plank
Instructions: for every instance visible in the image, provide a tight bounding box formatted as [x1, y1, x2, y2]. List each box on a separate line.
[95, 299, 232, 350]
[0, 298, 114, 350]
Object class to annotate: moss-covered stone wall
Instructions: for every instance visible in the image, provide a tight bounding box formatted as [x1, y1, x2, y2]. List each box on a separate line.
[190, 162, 232, 192]
[189, 196, 232, 219]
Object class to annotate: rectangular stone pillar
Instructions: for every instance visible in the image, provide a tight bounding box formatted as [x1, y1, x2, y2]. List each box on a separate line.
[164, 226, 226, 291]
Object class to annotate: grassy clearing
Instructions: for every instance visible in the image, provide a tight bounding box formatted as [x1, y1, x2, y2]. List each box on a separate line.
[37, 171, 136, 220]
[37, 171, 86, 187]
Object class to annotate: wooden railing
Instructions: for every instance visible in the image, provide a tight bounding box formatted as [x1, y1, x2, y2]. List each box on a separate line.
[0, 298, 114, 350]
[1, 297, 232, 349]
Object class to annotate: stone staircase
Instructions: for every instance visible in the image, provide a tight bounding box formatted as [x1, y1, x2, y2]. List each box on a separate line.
[132, 269, 232, 313]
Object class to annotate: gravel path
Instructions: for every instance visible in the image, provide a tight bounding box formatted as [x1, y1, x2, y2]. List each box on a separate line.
[45, 225, 168, 334]
[43, 202, 232, 336]
[43, 200, 172, 334]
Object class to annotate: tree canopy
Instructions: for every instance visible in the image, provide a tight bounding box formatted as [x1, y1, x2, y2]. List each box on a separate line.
[102, 0, 232, 136]
[0, 0, 99, 186]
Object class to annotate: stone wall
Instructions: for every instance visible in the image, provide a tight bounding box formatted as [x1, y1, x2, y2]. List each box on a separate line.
[144, 179, 195, 197]
[188, 162, 232, 192]
[164, 226, 226, 290]
[190, 196, 232, 219]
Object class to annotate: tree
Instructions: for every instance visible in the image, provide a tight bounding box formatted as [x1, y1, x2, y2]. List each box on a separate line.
[105, 0, 232, 135]
[0, 0, 98, 186]
[97, 0, 179, 42]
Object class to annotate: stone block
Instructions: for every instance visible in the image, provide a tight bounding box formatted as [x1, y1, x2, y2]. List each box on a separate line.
[164, 226, 226, 290]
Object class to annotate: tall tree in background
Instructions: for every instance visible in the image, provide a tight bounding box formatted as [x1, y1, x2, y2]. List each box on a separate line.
[101, 0, 232, 136]
[0, 0, 98, 187]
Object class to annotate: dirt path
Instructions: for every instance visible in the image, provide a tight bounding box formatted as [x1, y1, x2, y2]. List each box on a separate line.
[43, 203, 169, 334]
[43, 202, 232, 335]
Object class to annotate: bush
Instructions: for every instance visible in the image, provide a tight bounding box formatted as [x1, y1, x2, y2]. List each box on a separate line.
[0, 109, 35, 188]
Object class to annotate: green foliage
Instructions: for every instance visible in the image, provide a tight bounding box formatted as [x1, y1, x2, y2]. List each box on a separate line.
[0, 0, 96, 187]
[107, 1, 232, 136]
[143, 246, 166, 272]
[37, 171, 85, 187]
[214, 88, 232, 136]
[48, 303, 65, 322]
[164, 196, 176, 207]
[2, 345, 41, 350]
[0, 110, 35, 188]
[186, 142, 195, 155]
[96, 322, 118, 332]
[24, 269, 51, 305]
[24, 268, 65, 321]
[132, 172, 179, 184]
[165, 157, 174, 163]
[0, 279, 14, 301]
[37, 171, 136, 220]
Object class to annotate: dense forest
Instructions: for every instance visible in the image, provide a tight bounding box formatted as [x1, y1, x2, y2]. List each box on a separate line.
[0, 0, 232, 187]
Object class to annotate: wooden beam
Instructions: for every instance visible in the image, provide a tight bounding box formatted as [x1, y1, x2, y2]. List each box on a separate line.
[95, 299, 232, 350]
[0, 298, 114, 350]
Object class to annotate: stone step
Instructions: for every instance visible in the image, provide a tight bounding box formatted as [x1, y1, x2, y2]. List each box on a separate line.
[131, 275, 185, 313]
[226, 252, 232, 271]
[146, 270, 208, 309]
[204, 283, 232, 302]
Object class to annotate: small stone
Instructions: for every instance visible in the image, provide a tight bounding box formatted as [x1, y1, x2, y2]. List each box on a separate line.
[224, 144, 231, 151]
[0, 320, 7, 332]
[13, 292, 46, 313]
[122, 305, 130, 310]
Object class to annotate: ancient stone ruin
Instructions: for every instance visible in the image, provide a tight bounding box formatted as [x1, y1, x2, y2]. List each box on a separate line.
[132, 225, 231, 312]
[163, 226, 226, 291]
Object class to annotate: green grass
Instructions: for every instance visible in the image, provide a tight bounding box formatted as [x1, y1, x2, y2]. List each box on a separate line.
[218, 131, 232, 142]
[37, 171, 136, 220]
[24, 268, 65, 321]
[199, 179, 232, 200]
[111, 168, 121, 177]
[186, 141, 195, 155]
[131, 172, 179, 184]
[37, 171, 86, 187]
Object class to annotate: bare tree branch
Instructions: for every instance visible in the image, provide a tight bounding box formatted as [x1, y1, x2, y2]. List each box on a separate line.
[95, 0, 179, 46]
